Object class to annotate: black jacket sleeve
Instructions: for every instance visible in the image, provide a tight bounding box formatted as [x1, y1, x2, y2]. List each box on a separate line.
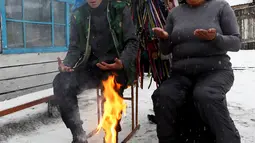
[212, 2, 242, 52]
[63, 15, 82, 67]
[119, 7, 139, 69]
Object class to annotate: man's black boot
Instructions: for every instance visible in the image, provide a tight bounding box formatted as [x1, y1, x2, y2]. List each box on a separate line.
[147, 114, 157, 124]
[71, 126, 88, 143]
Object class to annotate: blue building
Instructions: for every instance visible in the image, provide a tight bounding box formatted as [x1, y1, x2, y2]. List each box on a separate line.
[72, 0, 86, 11]
[0, 0, 79, 101]
[0, 0, 75, 54]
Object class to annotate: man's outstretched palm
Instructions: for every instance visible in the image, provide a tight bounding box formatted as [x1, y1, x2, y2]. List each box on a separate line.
[96, 58, 124, 70]
[57, 57, 74, 72]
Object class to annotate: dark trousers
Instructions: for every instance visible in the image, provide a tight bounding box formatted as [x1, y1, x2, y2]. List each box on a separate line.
[53, 66, 127, 131]
[153, 70, 241, 143]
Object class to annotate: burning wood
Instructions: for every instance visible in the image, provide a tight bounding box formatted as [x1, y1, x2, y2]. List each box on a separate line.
[95, 75, 127, 143]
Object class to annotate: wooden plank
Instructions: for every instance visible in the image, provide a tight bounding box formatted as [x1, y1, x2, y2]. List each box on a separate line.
[0, 88, 53, 110]
[0, 52, 66, 68]
[0, 72, 57, 94]
[0, 62, 58, 80]
[0, 84, 52, 102]
[0, 96, 53, 117]
[232, 4, 251, 10]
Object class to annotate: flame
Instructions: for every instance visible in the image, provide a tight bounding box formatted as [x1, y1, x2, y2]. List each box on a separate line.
[96, 75, 127, 143]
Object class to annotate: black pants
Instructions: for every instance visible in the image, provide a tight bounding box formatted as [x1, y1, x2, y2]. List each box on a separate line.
[53, 66, 127, 131]
[153, 70, 241, 143]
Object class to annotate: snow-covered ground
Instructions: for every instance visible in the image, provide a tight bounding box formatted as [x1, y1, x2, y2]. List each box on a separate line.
[226, 0, 253, 6]
[1, 50, 255, 143]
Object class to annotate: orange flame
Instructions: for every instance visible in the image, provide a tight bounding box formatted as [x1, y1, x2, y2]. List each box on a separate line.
[96, 75, 127, 143]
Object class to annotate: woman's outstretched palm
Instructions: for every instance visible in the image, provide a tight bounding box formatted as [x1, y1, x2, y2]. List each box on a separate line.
[152, 27, 169, 39]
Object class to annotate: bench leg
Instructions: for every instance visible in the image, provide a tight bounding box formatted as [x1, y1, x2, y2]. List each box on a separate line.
[47, 100, 55, 117]
[47, 100, 53, 117]
[47, 97, 60, 118]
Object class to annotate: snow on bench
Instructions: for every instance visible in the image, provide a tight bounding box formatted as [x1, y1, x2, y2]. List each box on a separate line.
[0, 88, 53, 117]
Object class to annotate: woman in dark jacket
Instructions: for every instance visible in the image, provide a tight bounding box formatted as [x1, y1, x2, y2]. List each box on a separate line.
[152, 0, 242, 142]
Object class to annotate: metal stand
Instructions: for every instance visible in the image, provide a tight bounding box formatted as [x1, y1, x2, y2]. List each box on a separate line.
[87, 81, 140, 143]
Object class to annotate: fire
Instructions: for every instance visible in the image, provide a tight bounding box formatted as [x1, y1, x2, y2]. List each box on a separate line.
[96, 75, 127, 143]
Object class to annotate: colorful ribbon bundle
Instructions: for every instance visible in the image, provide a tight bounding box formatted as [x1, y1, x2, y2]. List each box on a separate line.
[129, 0, 177, 88]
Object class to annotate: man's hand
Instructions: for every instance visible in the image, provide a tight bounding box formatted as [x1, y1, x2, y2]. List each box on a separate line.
[96, 58, 124, 70]
[57, 57, 74, 72]
[152, 27, 169, 40]
[194, 28, 217, 41]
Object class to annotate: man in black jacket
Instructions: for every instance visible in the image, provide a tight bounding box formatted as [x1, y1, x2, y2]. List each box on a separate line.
[53, 0, 138, 142]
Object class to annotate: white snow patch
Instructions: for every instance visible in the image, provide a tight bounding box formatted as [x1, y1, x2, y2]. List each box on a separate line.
[225, 0, 252, 6]
[0, 88, 53, 111]
[229, 50, 255, 68]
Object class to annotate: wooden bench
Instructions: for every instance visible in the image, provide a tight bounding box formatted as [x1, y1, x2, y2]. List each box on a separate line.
[0, 88, 54, 117]
[0, 52, 66, 117]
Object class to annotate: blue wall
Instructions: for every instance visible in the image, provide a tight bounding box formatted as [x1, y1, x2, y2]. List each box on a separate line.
[0, 0, 75, 54]
[72, 0, 86, 11]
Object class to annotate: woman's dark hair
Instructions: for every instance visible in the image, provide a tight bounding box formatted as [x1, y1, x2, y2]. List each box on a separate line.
[178, 0, 187, 4]
[178, 0, 210, 4]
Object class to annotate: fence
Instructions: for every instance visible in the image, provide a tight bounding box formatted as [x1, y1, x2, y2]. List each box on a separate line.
[234, 4, 255, 49]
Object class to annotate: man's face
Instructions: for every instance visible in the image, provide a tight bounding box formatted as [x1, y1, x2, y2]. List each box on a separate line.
[87, 0, 103, 8]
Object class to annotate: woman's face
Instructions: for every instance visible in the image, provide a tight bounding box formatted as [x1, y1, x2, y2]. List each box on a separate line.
[165, 0, 174, 11]
[186, 0, 205, 6]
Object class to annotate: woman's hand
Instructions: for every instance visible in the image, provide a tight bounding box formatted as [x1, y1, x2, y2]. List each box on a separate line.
[194, 28, 217, 41]
[152, 27, 169, 40]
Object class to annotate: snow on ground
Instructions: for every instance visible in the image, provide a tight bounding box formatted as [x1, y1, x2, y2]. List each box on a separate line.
[1, 50, 255, 143]
[226, 0, 252, 6]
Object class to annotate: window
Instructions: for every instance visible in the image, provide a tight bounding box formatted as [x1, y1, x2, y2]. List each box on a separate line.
[6, 22, 24, 48]
[6, 0, 22, 20]
[24, 0, 52, 22]
[1, 0, 72, 54]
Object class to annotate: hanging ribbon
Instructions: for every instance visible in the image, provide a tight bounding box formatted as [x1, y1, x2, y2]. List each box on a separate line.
[130, 0, 177, 88]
